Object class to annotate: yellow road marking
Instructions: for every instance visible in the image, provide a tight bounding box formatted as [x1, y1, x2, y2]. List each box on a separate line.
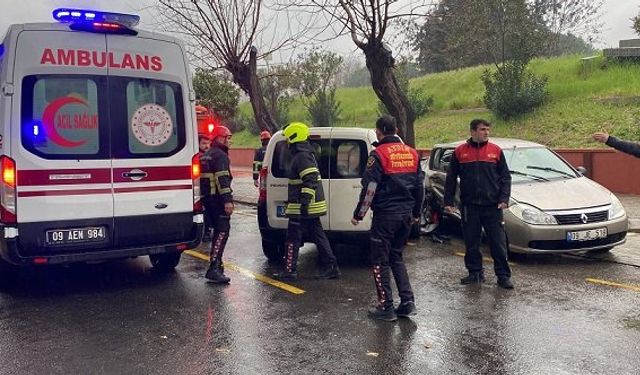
[183, 250, 305, 295]
[586, 278, 640, 292]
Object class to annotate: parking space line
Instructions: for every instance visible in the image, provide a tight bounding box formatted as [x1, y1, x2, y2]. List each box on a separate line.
[585, 278, 640, 292]
[183, 250, 305, 295]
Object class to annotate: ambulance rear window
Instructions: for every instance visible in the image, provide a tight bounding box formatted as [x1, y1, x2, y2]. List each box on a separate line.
[21, 75, 106, 159]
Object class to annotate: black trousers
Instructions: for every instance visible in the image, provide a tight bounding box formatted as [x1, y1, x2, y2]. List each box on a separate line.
[284, 217, 336, 273]
[370, 214, 414, 308]
[204, 199, 230, 263]
[461, 205, 511, 278]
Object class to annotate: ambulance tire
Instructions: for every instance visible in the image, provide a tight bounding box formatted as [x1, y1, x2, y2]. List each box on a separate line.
[149, 252, 182, 272]
[262, 239, 284, 263]
[0, 257, 16, 288]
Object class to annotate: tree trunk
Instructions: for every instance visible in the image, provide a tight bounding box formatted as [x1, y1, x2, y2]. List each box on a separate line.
[225, 48, 278, 134]
[363, 42, 416, 147]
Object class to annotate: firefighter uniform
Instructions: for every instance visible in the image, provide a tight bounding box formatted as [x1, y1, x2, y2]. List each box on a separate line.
[201, 128, 234, 283]
[353, 135, 424, 317]
[273, 122, 339, 281]
[252, 131, 271, 183]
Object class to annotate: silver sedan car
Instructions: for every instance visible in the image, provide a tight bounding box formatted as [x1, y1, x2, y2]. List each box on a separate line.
[425, 138, 628, 254]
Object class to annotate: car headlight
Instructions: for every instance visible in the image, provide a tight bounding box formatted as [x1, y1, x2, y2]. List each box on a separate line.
[509, 203, 558, 225]
[608, 193, 625, 220]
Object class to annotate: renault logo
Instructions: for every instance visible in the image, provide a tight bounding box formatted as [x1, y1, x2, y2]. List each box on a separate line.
[580, 213, 588, 224]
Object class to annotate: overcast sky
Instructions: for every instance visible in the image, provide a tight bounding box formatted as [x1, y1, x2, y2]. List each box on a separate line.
[1, 0, 639, 56]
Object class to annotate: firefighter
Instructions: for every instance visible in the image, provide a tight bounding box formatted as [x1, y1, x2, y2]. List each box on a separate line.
[351, 115, 424, 321]
[198, 134, 213, 242]
[253, 130, 271, 187]
[273, 122, 340, 281]
[201, 126, 234, 284]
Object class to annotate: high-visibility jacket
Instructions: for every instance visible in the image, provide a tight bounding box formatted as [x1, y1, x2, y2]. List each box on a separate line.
[253, 145, 267, 181]
[201, 143, 233, 205]
[285, 141, 327, 218]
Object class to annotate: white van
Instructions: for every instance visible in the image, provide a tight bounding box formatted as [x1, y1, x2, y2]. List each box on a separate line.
[0, 9, 203, 272]
[257, 127, 381, 260]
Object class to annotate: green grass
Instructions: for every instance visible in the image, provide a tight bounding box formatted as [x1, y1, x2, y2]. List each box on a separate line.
[234, 55, 640, 149]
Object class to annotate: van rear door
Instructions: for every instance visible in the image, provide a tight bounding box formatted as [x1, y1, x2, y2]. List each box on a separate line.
[106, 34, 195, 248]
[14, 30, 114, 256]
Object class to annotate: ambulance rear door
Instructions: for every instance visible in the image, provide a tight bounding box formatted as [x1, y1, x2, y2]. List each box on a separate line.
[13, 28, 114, 256]
[106, 34, 195, 248]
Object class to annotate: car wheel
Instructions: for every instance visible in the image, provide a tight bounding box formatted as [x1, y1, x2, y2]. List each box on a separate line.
[262, 238, 284, 262]
[149, 252, 182, 272]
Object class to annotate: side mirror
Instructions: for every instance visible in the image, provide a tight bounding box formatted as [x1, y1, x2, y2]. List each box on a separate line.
[576, 166, 587, 176]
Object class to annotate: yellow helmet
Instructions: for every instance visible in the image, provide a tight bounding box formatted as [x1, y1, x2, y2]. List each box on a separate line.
[283, 122, 310, 144]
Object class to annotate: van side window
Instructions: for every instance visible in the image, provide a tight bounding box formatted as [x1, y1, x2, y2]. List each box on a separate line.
[333, 140, 367, 179]
[21, 75, 107, 159]
[110, 77, 185, 158]
[271, 140, 329, 178]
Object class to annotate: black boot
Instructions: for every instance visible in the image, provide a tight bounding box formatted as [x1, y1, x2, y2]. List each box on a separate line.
[314, 263, 341, 279]
[460, 272, 485, 285]
[368, 304, 398, 322]
[395, 301, 417, 318]
[272, 270, 298, 281]
[497, 276, 514, 289]
[205, 261, 230, 284]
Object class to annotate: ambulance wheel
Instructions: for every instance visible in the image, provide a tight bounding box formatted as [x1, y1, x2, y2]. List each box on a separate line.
[149, 252, 182, 272]
[262, 239, 284, 263]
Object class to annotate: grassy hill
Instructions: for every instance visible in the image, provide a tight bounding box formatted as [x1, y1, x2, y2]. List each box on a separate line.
[233, 55, 640, 149]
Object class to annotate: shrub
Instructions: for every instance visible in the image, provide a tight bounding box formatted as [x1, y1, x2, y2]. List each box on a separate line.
[306, 89, 342, 127]
[482, 62, 548, 119]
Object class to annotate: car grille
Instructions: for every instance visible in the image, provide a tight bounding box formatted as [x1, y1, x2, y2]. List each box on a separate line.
[528, 232, 626, 251]
[553, 210, 609, 225]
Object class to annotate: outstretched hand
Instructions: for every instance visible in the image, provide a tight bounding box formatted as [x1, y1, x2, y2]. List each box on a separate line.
[592, 131, 609, 144]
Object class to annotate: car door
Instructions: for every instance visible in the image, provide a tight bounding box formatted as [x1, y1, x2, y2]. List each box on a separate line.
[14, 30, 114, 255]
[106, 34, 194, 247]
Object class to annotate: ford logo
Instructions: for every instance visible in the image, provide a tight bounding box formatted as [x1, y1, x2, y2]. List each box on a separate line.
[155, 203, 168, 209]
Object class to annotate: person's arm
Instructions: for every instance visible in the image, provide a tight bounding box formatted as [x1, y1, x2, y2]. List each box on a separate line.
[352, 153, 383, 223]
[412, 160, 425, 219]
[497, 150, 511, 208]
[213, 155, 233, 204]
[443, 151, 460, 208]
[606, 136, 640, 159]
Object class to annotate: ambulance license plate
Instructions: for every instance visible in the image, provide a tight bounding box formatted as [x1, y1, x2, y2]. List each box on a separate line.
[566, 227, 607, 242]
[46, 226, 107, 245]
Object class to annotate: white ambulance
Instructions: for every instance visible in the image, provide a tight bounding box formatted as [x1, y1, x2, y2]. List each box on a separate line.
[0, 9, 203, 273]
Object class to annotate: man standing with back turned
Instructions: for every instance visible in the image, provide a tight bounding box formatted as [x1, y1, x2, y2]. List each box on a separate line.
[352, 115, 424, 322]
[443, 119, 514, 289]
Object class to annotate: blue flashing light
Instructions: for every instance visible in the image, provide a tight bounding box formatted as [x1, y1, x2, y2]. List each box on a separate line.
[52, 8, 140, 28]
[0, 44, 4, 59]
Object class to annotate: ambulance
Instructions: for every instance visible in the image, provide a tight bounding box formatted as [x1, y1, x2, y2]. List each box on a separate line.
[0, 9, 203, 272]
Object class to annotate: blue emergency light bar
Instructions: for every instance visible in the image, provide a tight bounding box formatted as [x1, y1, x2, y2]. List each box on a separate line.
[52, 8, 140, 28]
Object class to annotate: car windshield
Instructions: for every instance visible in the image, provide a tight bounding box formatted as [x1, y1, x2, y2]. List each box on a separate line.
[503, 146, 577, 182]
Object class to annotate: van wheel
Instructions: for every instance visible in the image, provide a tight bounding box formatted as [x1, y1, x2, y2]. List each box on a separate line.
[149, 252, 182, 272]
[262, 239, 284, 263]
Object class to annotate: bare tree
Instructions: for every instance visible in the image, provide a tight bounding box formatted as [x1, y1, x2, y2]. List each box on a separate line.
[295, 0, 432, 146]
[156, 0, 303, 133]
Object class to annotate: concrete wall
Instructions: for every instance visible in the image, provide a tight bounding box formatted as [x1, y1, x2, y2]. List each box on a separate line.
[230, 147, 640, 195]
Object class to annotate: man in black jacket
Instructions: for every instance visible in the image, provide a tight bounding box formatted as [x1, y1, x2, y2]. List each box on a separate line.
[253, 130, 271, 187]
[352, 115, 424, 321]
[201, 126, 234, 284]
[444, 119, 513, 289]
[273, 122, 340, 281]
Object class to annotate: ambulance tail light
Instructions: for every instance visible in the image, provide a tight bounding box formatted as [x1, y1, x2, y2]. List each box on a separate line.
[192, 153, 203, 213]
[258, 167, 268, 203]
[0, 155, 17, 224]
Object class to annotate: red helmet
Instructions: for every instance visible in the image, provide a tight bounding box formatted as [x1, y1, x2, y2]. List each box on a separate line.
[211, 125, 232, 139]
[260, 130, 272, 141]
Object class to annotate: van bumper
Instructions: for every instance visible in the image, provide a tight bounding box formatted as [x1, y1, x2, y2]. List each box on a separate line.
[0, 222, 203, 266]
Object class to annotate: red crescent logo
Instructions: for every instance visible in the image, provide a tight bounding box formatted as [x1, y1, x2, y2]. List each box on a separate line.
[42, 96, 89, 148]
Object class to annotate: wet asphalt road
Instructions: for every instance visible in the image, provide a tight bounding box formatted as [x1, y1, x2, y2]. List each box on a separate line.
[1, 205, 639, 374]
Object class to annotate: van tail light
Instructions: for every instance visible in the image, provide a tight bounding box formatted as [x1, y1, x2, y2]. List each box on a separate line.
[258, 167, 268, 203]
[0, 155, 17, 224]
[192, 153, 203, 213]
